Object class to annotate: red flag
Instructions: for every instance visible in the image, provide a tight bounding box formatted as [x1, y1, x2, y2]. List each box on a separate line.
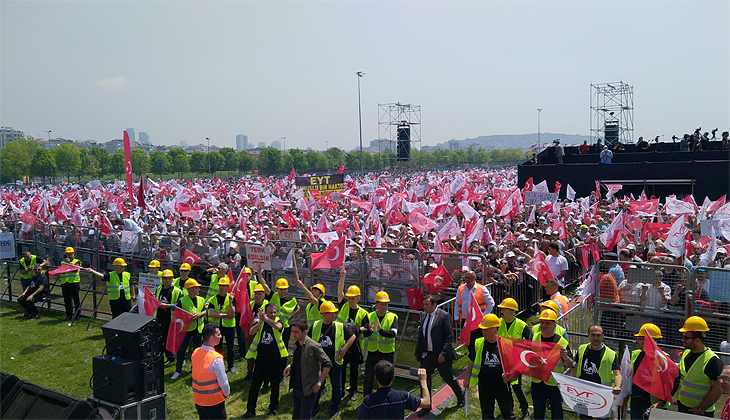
[142, 286, 162, 317]
[20, 210, 36, 226]
[633, 332, 678, 402]
[311, 235, 345, 270]
[523, 177, 534, 192]
[137, 174, 146, 210]
[641, 222, 672, 242]
[49, 262, 81, 276]
[458, 293, 481, 346]
[421, 265, 453, 294]
[407, 210, 438, 233]
[497, 336, 563, 382]
[629, 199, 659, 216]
[286, 167, 296, 182]
[166, 307, 195, 354]
[405, 288, 423, 311]
[231, 270, 254, 338]
[123, 131, 135, 209]
[336, 164, 345, 174]
[525, 248, 552, 286]
[183, 249, 202, 266]
[554, 181, 562, 194]
[282, 210, 298, 228]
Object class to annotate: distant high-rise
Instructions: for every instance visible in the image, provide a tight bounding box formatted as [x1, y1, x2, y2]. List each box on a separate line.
[0, 126, 24, 149]
[138, 132, 150, 145]
[271, 140, 282, 150]
[125, 128, 136, 143]
[236, 134, 248, 151]
[257, 141, 266, 148]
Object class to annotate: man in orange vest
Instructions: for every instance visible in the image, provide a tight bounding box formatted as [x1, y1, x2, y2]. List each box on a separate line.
[192, 323, 230, 420]
[456, 270, 494, 353]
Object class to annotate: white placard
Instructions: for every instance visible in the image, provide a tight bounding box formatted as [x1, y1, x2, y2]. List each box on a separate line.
[701, 219, 730, 237]
[552, 372, 615, 419]
[120, 230, 139, 253]
[525, 191, 558, 205]
[245, 243, 272, 271]
[0, 232, 16, 260]
[278, 228, 301, 242]
[138, 272, 160, 291]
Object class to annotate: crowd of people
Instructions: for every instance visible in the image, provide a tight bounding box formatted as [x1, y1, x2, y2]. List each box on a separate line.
[3, 167, 730, 419]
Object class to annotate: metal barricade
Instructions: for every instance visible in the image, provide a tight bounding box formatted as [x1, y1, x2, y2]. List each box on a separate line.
[688, 265, 730, 363]
[557, 293, 594, 352]
[364, 247, 422, 308]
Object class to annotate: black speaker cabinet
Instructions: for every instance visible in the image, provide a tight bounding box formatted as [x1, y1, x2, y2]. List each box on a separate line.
[92, 355, 163, 405]
[101, 313, 162, 360]
[0, 381, 93, 419]
[87, 393, 166, 420]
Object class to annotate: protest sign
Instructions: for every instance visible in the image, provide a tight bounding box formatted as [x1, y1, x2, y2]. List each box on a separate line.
[0, 232, 16, 260]
[245, 243, 272, 271]
[525, 191, 558, 205]
[295, 174, 344, 194]
[138, 272, 160, 291]
[278, 228, 301, 242]
[552, 372, 615, 419]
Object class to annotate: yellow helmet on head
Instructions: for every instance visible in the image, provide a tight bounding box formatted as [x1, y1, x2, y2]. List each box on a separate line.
[319, 301, 338, 313]
[635, 323, 662, 338]
[310, 283, 325, 295]
[179, 263, 192, 271]
[538, 310, 557, 322]
[478, 313, 500, 329]
[245, 267, 252, 274]
[113, 258, 127, 266]
[375, 291, 390, 303]
[679, 316, 709, 332]
[276, 278, 289, 289]
[345, 285, 361, 297]
[161, 269, 174, 278]
[539, 300, 559, 315]
[65, 247, 75, 254]
[253, 284, 265, 293]
[148, 260, 161, 268]
[218, 276, 231, 287]
[498, 298, 518, 312]
[184, 279, 201, 289]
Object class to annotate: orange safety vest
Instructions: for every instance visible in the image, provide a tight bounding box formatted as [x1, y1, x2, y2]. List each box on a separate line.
[457, 283, 488, 321]
[552, 294, 569, 316]
[191, 348, 226, 407]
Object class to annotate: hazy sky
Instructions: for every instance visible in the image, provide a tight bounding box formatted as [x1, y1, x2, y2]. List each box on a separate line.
[2, 1, 728, 150]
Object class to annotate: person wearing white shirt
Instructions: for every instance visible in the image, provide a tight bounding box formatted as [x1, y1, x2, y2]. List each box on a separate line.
[545, 242, 568, 287]
[192, 324, 230, 420]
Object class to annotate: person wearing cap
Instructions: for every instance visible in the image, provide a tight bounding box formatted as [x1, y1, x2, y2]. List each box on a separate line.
[18, 251, 47, 292]
[155, 269, 183, 364]
[573, 325, 621, 419]
[203, 263, 228, 300]
[171, 278, 207, 380]
[309, 300, 356, 417]
[497, 298, 530, 418]
[148, 259, 161, 277]
[465, 313, 516, 419]
[242, 303, 288, 418]
[243, 282, 269, 381]
[296, 277, 326, 331]
[456, 270, 495, 354]
[268, 277, 300, 377]
[204, 237, 222, 266]
[600, 145, 613, 164]
[675, 316, 723, 416]
[173, 262, 192, 290]
[87, 258, 134, 319]
[336, 267, 370, 400]
[531, 309, 573, 420]
[17, 266, 49, 320]
[362, 290, 399, 397]
[206, 276, 237, 374]
[58, 246, 83, 321]
[415, 294, 464, 417]
[628, 323, 669, 419]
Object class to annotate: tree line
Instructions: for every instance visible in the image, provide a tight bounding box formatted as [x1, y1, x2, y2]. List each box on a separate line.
[0, 137, 527, 183]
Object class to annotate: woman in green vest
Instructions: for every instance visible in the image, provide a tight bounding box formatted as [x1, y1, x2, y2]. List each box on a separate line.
[59, 247, 82, 321]
[86, 257, 133, 319]
[531, 309, 573, 420]
[171, 278, 207, 380]
[676, 316, 724, 417]
[207, 276, 237, 374]
[497, 298, 530, 419]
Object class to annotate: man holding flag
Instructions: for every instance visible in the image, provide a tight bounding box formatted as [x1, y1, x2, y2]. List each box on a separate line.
[531, 309, 573, 420]
[497, 298, 531, 419]
[628, 323, 669, 419]
[155, 269, 183, 364]
[171, 279, 207, 380]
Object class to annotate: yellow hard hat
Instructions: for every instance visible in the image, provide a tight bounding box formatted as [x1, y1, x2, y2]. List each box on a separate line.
[148, 259, 161, 268]
[161, 269, 174, 278]
[319, 301, 338, 313]
[276, 278, 289, 289]
[478, 313, 501, 329]
[375, 291, 390, 303]
[345, 285, 361, 297]
[679, 316, 709, 332]
[253, 284, 265, 293]
[218, 276, 231, 287]
[65, 247, 75, 254]
[113, 258, 127, 266]
[539, 300, 559, 314]
[179, 263, 192, 271]
[184, 279, 201, 289]
[498, 298, 518, 312]
[538, 309, 557, 322]
[244, 267, 252, 274]
[310, 283, 325, 295]
[635, 323, 662, 339]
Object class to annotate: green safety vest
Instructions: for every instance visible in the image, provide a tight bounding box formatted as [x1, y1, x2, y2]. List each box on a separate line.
[19, 255, 37, 279]
[248, 280, 260, 299]
[154, 284, 182, 317]
[678, 348, 719, 413]
[576, 343, 617, 387]
[206, 293, 236, 328]
[206, 274, 220, 300]
[532, 323, 566, 338]
[312, 320, 346, 365]
[306, 299, 324, 329]
[531, 331, 568, 386]
[469, 337, 504, 387]
[498, 317, 528, 385]
[245, 316, 288, 360]
[173, 277, 190, 298]
[367, 311, 397, 353]
[107, 271, 131, 301]
[180, 295, 206, 333]
[59, 258, 81, 284]
[270, 293, 297, 328]
[337, 303, 368, 326]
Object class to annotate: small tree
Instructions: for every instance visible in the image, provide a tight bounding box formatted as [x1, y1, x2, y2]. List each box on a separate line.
[54, 143, 81, 181]
[31, 148, 57, 183]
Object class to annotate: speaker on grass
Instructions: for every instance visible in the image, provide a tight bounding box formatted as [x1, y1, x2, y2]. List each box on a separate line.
[0, 381, 93, 419]
[101, 312, 161, 360]
[92, 355, 163, 405]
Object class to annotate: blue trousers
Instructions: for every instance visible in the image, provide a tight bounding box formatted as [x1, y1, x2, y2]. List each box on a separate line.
[315, 363, 342, 415]
[531, 382, 563, 419]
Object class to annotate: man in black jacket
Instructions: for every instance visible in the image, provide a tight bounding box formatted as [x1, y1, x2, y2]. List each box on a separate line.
[414, 294, 464, 417]
[18, 266, 49, 319]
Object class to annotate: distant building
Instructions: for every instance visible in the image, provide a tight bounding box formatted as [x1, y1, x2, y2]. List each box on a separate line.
[104, 139, 125, 154]
[271, 140, 282, 150]
[236, 134, 248, 151]
[40, 138, 73, 150]
[180, 140, 188, 148]
[125, 128, 136, 144]
[258, 141, 266, 148]
[0, 126, 24, 149]
[138, 132, 150, 145]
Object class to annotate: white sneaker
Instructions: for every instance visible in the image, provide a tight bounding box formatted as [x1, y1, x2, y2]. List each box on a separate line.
[171, 372, 180, 380]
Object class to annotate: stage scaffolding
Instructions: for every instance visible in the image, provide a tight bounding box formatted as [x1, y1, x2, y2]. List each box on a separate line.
[378, 103, 421, 166]
[590, 81, 634, 145]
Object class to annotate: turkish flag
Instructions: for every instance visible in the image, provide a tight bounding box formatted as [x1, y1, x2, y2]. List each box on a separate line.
[386, 208, 406, 226]
[282, 210, 298, 228]
[523, 177, 534, 192]
[641, 222, 672, 242]
[231, 270, 254, 338]
[311, 235, 345, 270]
[166, 306, 195, 354]
[551, 219, 567, 241]
[525, 248, 552, 286]
[405, 288, 423, 311]
[633, 332, 678, 402]
[629, 199, 659, 216]
[21, 210, 36, 226]
[49, 262, 81, 277]
[137, 175, 146, 211]
[407, 210, 438, 233]
[142, 286, 162, 317]
[498, 336, 563, 383]
[286, 167, 296, 182]
[337, 164, 345, 174]
[554, 181, 562, 194]
[421, 265, 453, 294]
[183, 249, 202, 266]
[123, 131, 135, 209]
[458, 293, 481, 346]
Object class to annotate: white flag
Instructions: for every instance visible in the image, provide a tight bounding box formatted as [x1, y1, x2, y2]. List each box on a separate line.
[282, 249, 294, 270]
[567, 184, 576, 201]
[552, 372, 615, 419]
[665, 215, 688, 258]
[614, 346, 633, 407]
[699, 225, 718, 266]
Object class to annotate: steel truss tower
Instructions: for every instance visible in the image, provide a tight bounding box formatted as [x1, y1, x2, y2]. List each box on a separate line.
[590, 81, 634, 145]
[378, 103, 421, 167]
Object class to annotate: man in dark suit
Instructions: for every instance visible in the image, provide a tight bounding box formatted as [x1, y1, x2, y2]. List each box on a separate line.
[414, 294, 465, 417]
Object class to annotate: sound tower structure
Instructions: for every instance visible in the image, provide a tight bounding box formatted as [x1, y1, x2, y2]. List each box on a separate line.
[590, 81, 634, 146]
[378, 102, 421, 167]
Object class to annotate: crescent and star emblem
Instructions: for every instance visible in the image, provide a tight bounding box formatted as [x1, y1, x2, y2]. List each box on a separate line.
[655, 349, 669, 372]
[433, 275, 443, 287]
[519, 350, 548, 368]
[184, 256, 194, 265]
[329, 245, 341, 262]
[175, 318, 185, 333]
[125, 162, 132, 175]
[669, 229, 685, 247]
